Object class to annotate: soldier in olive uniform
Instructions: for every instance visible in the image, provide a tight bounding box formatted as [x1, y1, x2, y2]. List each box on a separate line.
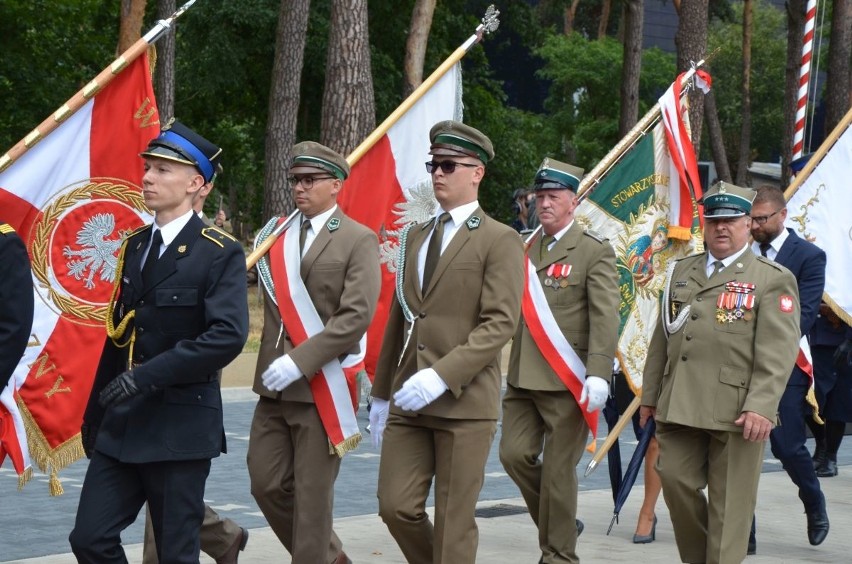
[248, 142, 380, 564]
[70, 121, 249, 563]
[499, 159, 619, 564]
[370, 121, 525, 564]
[0, 222, 34, 392]
[640, 182, 801, 564]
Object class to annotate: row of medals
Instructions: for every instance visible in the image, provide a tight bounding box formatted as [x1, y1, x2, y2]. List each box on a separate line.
[715, 281, 756, 323]
[544, 263, 572, 290]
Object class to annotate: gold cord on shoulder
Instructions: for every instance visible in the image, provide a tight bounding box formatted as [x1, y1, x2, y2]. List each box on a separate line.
[105, 238, 136, 367]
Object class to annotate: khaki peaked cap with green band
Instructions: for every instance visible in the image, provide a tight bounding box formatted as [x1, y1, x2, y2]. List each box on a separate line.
[140, 119, 223, 183]
[701, 181, 756, 218]
[429, 120, 494, 164]
[533, 157, 584, 192]
[290, 141, 350, 180]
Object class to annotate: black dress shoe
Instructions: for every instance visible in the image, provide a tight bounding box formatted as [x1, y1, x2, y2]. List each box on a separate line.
[747, 516, 756, 555]
[806, 509, 829, 546]
[816, 457, 838, 477]
[576, 519, 584, 537]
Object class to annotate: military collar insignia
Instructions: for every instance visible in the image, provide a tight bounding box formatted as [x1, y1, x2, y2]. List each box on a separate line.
[177, 244, 187, 254]
[327, 217, 341, 232]
[466, 216, 481, 230]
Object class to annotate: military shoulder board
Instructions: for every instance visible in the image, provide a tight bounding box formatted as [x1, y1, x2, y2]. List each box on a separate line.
[0, 223, 15, 235]
[202, 226, 238, 247]
[584, 229, 607, 243]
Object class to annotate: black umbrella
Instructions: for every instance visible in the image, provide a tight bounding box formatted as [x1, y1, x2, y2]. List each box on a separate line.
[602, 391, 623, 503]
[607, 416, 656, 534]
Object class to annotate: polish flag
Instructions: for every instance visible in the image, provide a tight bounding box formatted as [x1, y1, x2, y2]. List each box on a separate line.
[0, 54, 158, 491]
[338, 63, 463, 380]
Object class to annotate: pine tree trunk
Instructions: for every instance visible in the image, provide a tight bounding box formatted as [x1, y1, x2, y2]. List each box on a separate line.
[736, 0, 753, 185]
[403, 0, 437, 97]
[598, 0, 612, 39]
[263, 0, 311, 218]
[117, 0, 146, 54]
[675, 0, 708, 149]
[781, 0, 805, 189]
[619, 0, 643, 137]
[154, 0, 176, 123]
[703, 89, 732, 183]
[824, 0, 852, 134]
[321, 0, 376, 157]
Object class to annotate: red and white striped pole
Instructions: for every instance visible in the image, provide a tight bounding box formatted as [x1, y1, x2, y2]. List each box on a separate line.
[793, 0, 817, 160]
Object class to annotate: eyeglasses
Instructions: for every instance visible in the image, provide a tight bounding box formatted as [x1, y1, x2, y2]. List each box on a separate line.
[751, 209, 782, 225]
[287, 175, 336, 190]
[425, 160, 479, 174]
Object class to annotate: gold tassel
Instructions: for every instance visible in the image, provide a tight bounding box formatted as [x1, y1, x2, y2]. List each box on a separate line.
[49, 468, 64, 496]
[806, 386, 824, 425]
[667, 225, 693, 241]
[333, 433, 363, 458]
[17, 466, 34, 491]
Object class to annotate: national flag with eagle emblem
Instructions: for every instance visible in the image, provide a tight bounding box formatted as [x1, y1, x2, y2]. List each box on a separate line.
[0, 53, 159, 493]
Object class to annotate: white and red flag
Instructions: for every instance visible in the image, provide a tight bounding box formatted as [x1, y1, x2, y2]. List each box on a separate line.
[0, 54, 159, 491]
[338, 63, 463, 380]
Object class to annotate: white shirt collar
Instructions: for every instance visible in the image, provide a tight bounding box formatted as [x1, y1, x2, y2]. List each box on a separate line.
[438, 200, 480, 228]
[707, 242, 750, 272]
[302, 204, 338, 233]
[546, 220, 574, 246]
[750, 227, 788, 259]
[154, 209, 195, 247]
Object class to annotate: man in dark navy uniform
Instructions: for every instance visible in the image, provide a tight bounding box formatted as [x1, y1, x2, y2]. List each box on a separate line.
[0, 221, 34, 392]
[69, 121, 249, 563]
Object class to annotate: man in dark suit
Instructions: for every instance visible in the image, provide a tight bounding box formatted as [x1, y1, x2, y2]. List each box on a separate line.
[371, 121, 525, 564]
[248, 141, 380, 564]
[749, 184, 829, 547]
[69, 121, 249, 563]
[641, 181, 801, 564]
[499, 159, 620, 564]
[140, 171, 249, 564]
[0, 222, 34, 392]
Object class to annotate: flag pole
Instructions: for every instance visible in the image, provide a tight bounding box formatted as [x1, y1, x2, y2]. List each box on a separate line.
[783, 105, 852, 200]
[245, 5, 502, 269]
[0, 0, 198, 174]
[577, 57, 711, 199]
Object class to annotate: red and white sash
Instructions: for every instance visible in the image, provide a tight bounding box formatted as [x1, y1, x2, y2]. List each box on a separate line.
[521, 252, 599, 443]
[269, 218, 363, 456]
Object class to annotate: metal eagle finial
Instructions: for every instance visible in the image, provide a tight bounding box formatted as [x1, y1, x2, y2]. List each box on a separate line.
[482, 5, 501, 35]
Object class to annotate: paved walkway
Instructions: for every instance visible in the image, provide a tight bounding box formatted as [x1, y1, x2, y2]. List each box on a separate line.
[14, 467, 849, 563]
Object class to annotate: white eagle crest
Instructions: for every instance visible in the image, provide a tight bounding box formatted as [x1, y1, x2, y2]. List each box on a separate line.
[63, 213, 124, 289]
[378, 180, 438, 273]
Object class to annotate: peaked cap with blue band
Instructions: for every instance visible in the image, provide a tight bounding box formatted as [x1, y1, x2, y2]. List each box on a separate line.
[429, 120, 494, 164]
[140, 120, 222, 183]
[701, 181, 756, 218]
[290, 141, 350, 180]
[533, 157, 583, 192]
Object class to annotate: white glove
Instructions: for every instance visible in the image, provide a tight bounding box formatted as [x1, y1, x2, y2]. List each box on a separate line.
[393, 368, 448, 411]
[261, 354, 302, 392]
[369, 397, 389, 449]
[579, 375, 609, 413]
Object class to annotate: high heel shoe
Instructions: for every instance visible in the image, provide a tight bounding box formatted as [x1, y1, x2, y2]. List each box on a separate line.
[632, 515, 657, 544]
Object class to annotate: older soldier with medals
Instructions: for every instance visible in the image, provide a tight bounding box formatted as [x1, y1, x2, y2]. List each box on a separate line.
[499, 159, 619, 564]
[370, 121, 525, 564]
[640, 182, 801, 564]
[70, 121, 249, 562]
[248, 142, 380, 564]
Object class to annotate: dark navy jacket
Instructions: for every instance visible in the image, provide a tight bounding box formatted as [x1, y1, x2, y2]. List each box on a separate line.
[84, 214, 248, 462]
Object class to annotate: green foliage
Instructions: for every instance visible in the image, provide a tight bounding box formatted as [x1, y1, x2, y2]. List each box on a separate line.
[0, 0, 120, 151]
[536, 33, 675, 169]
[706, 0, 786, 164]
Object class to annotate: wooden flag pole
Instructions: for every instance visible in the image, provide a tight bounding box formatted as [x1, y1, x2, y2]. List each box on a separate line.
[0, 0, 198, 173]
[245, 5, 501, 269]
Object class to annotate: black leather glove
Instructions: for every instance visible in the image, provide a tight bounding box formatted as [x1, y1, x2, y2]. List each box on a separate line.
[834, 338, 852, 368]
[80, 422, 98, 459]
[98, 370, 142, 408]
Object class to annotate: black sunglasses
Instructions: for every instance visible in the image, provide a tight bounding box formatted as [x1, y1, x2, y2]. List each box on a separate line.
[425, 160, 479, 174]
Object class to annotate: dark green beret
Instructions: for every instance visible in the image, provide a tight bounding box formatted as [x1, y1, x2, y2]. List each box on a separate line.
[533, 158, 584, 192]
[702, 181, 756, 218]
[290, 141, 350, 180]
[429, 120, 494, 164]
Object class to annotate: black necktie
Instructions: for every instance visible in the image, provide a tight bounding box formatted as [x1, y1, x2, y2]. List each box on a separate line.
[299, 220, 310, 255]
[142, 229, 163, 286]
[759, 242, 771, 257]
[422, 213, 450, 292]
